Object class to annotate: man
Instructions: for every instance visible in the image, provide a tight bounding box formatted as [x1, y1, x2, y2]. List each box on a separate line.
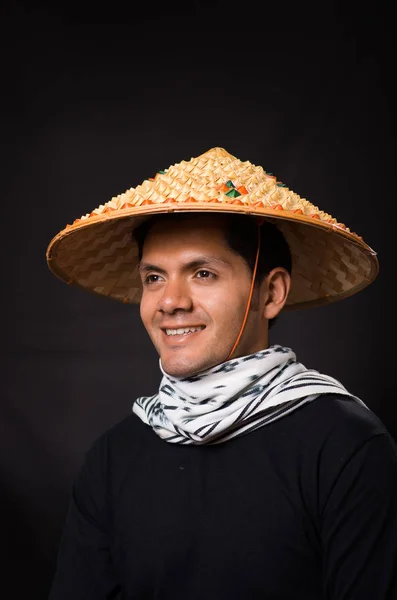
[46, 147, 397, 599]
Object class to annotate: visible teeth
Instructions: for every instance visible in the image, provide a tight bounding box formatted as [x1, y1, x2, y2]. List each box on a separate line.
[166, 327, 204, 336]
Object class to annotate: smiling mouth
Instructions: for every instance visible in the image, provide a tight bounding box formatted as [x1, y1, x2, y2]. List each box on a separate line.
[163, 326, 206, 336]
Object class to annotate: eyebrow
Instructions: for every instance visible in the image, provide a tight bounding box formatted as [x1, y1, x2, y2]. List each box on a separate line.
[138, 255, 231, 275]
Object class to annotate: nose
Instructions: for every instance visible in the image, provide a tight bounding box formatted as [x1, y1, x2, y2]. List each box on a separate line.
[157, 278, 193, 314]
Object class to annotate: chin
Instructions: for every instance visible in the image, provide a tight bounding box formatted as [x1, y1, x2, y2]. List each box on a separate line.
[161, 356, 215, 379]
[162, 362, 200, 378]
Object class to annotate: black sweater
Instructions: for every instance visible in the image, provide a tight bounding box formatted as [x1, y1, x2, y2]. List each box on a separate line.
[48, 395, 397, 599]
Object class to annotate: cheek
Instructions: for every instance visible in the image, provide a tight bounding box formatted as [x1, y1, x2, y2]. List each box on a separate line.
[198, 287, 226, 310]
[198, 288, 245, 327]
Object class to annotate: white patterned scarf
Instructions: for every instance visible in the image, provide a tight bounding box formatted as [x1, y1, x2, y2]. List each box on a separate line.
[133, 345, 367, 445]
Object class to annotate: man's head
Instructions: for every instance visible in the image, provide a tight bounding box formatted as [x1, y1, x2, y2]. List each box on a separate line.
[133, 213, 292, 377]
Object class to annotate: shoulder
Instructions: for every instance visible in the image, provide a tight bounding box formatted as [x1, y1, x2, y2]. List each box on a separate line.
[81, 412, 155, 471]
[287, 393, 393, 444]
[291, 394, 397, 490]
[303, 394, 397, 463]
[264, 394, 397, 485]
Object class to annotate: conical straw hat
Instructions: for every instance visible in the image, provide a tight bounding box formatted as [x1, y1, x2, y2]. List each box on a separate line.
[46, 147, 378, 309]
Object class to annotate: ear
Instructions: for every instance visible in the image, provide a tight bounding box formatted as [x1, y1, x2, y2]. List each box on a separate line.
[262, 268, 291, 320]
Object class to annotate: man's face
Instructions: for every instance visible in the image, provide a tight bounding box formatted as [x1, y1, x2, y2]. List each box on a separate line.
[139, 215, 270, 378]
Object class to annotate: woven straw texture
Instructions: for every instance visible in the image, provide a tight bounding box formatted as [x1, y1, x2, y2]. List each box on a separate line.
[46, 147, 378, 309]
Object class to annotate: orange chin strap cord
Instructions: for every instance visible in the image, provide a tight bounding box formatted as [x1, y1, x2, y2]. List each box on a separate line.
[225, 217, 265, 362]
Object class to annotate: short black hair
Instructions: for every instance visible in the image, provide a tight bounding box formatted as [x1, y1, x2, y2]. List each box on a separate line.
[133, 212, 292, 330]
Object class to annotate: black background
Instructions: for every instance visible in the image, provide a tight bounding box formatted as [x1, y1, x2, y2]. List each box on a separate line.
[2, 1, 395, 598]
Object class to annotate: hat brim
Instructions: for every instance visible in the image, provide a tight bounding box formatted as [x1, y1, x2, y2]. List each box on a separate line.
[46, 201, 379, 311]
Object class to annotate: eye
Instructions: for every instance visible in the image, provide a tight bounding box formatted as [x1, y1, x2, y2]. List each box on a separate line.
[143, 274, 163, 285]
[195, 270, 215, 279]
